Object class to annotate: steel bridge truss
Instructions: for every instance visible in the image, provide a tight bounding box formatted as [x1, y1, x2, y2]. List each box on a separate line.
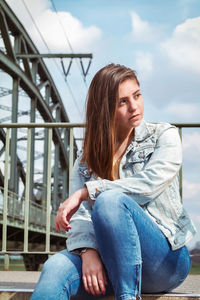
[0, 0, 79, 209]
[0, 0, 85, 267]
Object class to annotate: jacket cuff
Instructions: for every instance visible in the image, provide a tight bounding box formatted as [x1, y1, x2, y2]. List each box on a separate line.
[66, 239, 98, 253]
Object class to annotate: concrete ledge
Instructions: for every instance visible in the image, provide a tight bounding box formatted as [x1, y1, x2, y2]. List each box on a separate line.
[0, 292, 200, 300]
[0, 292, 32, 300]
[1, 292, 200, 300]
[102, 296, 200, 300]
[0, 272, 199, 300]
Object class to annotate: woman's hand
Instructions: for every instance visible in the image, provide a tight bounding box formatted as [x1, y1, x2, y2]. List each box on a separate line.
[81, 249, 108, 296]
[55, 188, 89, 232]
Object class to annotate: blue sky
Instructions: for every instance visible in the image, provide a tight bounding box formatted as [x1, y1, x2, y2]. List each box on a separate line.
[5, 0, 200, 248]
[56, 0, 200, 32]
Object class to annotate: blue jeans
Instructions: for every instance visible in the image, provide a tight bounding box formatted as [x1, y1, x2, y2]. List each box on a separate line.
[31, 190, 191, 300]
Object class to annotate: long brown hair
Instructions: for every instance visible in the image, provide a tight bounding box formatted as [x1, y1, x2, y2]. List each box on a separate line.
[82, 63, 139, 180]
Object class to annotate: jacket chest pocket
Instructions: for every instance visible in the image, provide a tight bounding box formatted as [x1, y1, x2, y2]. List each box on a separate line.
[125, 147, 155, 174]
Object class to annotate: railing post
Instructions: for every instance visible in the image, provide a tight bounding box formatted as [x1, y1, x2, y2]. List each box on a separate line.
[46, 128, 52, 253]
[62, 128, 69, 200]
[10, 78, 19, 194]
[53, 106, 61, 210]
[24, 128, 32, 252]
[179, 127, 183, 201]
[2, 128, 10, 253]
[4, 254, 9, 271]
[69, 128, 74, 190]
[42, 85, 50, 207]
[29, 98, 36, 202]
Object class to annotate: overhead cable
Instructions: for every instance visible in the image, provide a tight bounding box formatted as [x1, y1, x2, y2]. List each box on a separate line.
[20, 0, 82, 119]
[49, 0, 89, 88]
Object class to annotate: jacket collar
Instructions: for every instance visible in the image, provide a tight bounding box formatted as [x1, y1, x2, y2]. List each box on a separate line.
[125, 120, 155, 154]
[134, 120, 153, 142]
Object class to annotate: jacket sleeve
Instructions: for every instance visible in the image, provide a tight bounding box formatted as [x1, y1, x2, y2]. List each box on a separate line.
[66, 156, 98, 252]
[85, 126, 182, 206]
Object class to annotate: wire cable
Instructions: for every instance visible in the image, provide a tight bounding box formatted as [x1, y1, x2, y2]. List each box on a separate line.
[49, 0, 88, 89]
[20, 0, 82, 119]
[21, 0, 51, 52]
[66, 81, 83, 117]
[50, 0, 74, 53]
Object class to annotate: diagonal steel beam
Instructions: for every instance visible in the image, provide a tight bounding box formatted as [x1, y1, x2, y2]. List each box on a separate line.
[0, 0, 70, 123]
[0, 50, 69, 169]
[0, 8, 15, 61]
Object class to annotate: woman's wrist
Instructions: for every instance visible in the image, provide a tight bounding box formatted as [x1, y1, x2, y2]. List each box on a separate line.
[80, 248, 98, 257]
[79, 187, 89, 202]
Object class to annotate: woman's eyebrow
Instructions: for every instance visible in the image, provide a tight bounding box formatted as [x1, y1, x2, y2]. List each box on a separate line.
[119, 89, 141, 100]
[133, 89, 141, 95]
[119, 96, 128, 100]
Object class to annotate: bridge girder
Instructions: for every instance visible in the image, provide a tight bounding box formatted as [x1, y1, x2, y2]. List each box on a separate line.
[0, 0, 76, 209]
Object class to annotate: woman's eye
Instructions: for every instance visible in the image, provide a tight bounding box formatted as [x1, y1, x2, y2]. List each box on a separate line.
[135, 93, 141, 100]
[119, 98, 127, 105]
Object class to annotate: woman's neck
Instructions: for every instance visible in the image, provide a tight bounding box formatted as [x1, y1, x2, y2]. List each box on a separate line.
[115, 128, 134, 147]
[114, 129, 134, 163]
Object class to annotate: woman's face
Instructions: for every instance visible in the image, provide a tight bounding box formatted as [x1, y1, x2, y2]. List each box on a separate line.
[115, 78, 144, 136]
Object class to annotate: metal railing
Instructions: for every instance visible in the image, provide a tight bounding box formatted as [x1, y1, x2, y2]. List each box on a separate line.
[0, 122, 199, 269]
[0, 123, 84, 253]
[0, 187, 58, 232]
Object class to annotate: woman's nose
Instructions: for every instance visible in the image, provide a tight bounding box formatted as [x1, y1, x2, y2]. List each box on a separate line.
[128, 99, 137, 111]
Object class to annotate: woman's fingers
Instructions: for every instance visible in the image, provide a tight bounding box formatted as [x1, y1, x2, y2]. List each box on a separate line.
[91, 274, 102, 296]
[86, 275, 96, 296]
[82, 275, 90, 294]
[103, 268, 108, 285]
[55, 220, 59, 232]
[55, 204, 72, 232]
[54, 189, 85, 232]
[81, 249, 108, 296]
[82, 271, 106, 296]
[97, 272, 106, 295]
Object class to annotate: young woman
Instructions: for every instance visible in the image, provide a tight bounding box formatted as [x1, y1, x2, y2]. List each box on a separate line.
[31, 64, 196, 300]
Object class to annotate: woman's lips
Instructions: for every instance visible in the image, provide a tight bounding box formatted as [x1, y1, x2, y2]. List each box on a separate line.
[129, 114, 140, 120]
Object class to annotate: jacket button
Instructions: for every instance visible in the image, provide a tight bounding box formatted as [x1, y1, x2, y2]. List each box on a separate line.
[138, 151, 145, 159]
[156, 219, 161, 224]
[174, 239, 178, 244]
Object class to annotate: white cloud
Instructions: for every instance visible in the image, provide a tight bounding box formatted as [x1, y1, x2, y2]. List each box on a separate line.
[5, 0, 102, 120]
[183, 179, 200, 200]
[34, 10, 102, 52]
[183, 131, 200, 153]
[135, 52, 153, 79]
[6, 0, 102, 52]
[130, 11, 162, 42]
[6, 0, 50, 28]
[131, 11, 150, 37]
[182, 131, 200, 166]
[161, 17, 200, 74]
[183, 179, 200, 248]
[165, 103, 200, 121]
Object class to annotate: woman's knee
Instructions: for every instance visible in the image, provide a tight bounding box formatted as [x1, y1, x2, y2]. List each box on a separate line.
[32, 251, 82, 299]
[92, 190, 126, 225]
[42, 250, 81, 279]
[43, 251, 65, 272]
[93, 190, 119, 212]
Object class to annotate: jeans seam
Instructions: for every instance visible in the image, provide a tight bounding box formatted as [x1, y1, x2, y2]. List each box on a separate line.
[60, 273, 81, 300]
[119, 293, 136, 300]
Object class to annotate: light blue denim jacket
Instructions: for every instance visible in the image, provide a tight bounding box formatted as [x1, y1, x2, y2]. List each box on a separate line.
[66, 120, 196, 251]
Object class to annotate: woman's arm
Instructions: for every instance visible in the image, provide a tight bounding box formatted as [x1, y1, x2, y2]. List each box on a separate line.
[55, 156, 107, 296]
[81, 248, 108, 296]
[85, 125, 182, 205]
[55, 155, 98, 250]
[55, 187, 89, 232]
